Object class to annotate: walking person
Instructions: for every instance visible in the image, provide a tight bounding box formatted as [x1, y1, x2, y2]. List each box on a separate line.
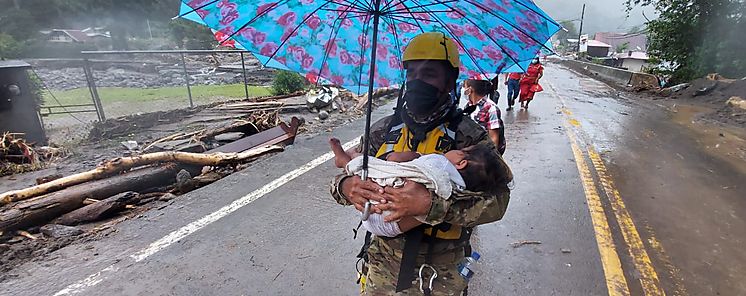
[330, 32, 513, 295]
[504, 72, 522, 111]
[462, 79, 506, 155]
[518, 58, 544, 110]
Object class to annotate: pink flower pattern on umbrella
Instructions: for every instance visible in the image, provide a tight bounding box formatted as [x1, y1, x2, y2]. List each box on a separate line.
[180, 0, 558, 89]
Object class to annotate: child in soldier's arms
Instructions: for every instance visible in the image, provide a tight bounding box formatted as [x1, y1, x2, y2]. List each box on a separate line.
[329, 138, 505, 237]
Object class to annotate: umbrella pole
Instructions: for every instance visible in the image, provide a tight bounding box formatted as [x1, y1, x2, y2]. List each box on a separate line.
[361, 4, 381, 181]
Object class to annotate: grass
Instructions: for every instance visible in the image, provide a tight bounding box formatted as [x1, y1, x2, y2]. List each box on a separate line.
[43, 84, 272, 106]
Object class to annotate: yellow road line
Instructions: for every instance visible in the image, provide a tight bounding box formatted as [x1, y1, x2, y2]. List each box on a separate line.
[547, 81, 667, 296]
[565, 124, 631, 296]
[587, 148, 665, 296]
[646, 228, 689, 296]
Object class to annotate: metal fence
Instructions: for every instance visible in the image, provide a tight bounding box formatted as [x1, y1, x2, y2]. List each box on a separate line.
[34, 50, 276, 127]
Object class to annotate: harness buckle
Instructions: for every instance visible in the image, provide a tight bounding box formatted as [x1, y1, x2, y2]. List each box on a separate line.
[418, 264, 438, 294]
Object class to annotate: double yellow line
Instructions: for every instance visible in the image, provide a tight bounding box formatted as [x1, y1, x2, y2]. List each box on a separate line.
[548, 83, 667, 296]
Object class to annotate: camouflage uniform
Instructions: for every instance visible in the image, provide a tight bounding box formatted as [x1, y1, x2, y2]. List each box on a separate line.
[330, 114, 512, 295]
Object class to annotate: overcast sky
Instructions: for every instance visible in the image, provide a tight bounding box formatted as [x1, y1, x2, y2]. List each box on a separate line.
[534, 0, 657, 34]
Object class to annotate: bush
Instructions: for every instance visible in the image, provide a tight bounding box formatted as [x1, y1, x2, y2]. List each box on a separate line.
[0, 33, 24, 59]
[272, 70, 307, 95]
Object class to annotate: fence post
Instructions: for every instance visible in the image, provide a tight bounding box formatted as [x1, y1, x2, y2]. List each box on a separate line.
[240, 52, 250, 101]
[83, 58, 106, 121]
[181, 52, 194, 108]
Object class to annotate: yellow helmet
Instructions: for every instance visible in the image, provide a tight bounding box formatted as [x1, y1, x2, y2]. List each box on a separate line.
[402, 32, 460, 69]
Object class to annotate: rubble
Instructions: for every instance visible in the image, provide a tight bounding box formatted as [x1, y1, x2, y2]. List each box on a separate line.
[40, 224, 84, 238]
[726, 96, 746, 111]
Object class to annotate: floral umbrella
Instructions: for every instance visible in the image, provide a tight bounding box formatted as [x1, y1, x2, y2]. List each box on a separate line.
[179, 0, 559, 174]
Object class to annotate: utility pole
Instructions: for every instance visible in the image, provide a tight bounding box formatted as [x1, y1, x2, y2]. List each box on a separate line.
[147, 19, 154, 40]
[576, 4, 586, 53]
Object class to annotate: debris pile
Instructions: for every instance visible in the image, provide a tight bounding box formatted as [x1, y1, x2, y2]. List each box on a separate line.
[0, 113, 300, 272]
[662, 74, 746, 126]
[0, 133, 64, 177]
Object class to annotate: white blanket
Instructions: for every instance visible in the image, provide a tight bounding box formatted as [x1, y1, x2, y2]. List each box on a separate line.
[345, 154, 465, 199]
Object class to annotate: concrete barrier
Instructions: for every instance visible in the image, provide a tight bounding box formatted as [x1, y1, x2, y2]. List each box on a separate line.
[561, 60, 661, 90]
[562, 60, 634, 87]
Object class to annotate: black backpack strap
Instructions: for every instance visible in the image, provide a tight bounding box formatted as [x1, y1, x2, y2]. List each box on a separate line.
[395, 225, 426, 292]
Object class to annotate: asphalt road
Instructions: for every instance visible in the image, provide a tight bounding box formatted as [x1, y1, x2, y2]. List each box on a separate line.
[2, 64, 744, 296]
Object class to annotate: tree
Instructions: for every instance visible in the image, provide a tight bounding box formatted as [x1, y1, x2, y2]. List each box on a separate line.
[556, 20, 579, 46]
[615, 42, 630, 53]
[627, 0, 746, 83]
[168, 19, 217, 50]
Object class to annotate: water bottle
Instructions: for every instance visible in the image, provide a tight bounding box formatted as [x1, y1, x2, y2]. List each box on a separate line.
[457, 251, 481, 281]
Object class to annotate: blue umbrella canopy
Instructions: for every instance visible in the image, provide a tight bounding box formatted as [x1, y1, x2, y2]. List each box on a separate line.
[179, 0, 559, 177]
[179, 0, 560, 93]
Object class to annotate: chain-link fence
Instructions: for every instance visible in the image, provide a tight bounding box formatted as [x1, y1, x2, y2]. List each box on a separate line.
[30, 50, 277, 143]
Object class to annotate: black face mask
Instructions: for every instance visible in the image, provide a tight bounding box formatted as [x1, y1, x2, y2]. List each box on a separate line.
[403, 79, 443, 117]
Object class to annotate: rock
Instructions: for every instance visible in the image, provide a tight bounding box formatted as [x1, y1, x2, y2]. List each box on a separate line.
[318, 110, 330, 120]
[214, 132, 245, 142]
[694, 80, 718, 97]
[40, 224, 84, 238]
[158, 193, 177, 201]
[726, 96, 746, 110]
[175, 169, 197, 193]
[121, 140, 139, 151]
[36, 174, 64, 185]
[659, 83, 690, 96]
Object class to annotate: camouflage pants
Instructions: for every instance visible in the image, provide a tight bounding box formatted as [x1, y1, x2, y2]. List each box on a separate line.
[362, 237, 468, 295]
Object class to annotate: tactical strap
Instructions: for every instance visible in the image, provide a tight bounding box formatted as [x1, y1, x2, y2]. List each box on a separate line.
[395, 225, 426, 292]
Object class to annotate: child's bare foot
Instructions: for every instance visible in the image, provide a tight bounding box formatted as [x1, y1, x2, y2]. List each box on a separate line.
[329, 138, 352, 168]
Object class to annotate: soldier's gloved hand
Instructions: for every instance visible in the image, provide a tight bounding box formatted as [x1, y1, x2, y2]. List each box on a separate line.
[340, 175, 385, 212]
[377, 180, 432, 222]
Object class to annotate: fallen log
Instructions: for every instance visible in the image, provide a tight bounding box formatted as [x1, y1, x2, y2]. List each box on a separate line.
[0, 163, 181, 231]
[54, 191, 139, 226]
[0, 145, 283, 204]
[196, 120, 259, 141]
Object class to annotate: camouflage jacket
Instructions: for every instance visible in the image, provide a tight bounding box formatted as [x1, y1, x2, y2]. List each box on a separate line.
[330, 114, 511, 248]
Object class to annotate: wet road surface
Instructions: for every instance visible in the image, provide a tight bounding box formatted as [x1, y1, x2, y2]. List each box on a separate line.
[2, 64, 744, 296]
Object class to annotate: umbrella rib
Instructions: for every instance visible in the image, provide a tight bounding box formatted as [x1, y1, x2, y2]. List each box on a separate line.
[175, 0, 221, 19]
[321, 8, 372, 14]
[512, 0, 562, 27]
[395, 3, 426, 32]
[387, 15, 434, 23]
[386, 1, 458, 14]
[380, 0, 407, 12]
[332, 0, 373, 12]
[409, 0, 489, 77]
[264, 0, 338, 64]
[218, 0, 292, 46]
[437, 1, 526, 73]
[381, 15, 406, 84]
[327, 0, 371, 12]
[385, 16, 421, 27]
[356, 15, 373, 93]
[315, 3, 359, 86]
[464, 0, 555, 54]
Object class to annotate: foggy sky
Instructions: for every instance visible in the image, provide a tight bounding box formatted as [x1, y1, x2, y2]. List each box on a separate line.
[534, 0, 657, 34]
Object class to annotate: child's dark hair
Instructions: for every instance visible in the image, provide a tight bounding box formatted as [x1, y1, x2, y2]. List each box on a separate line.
[464, 79, 496, 103]
[459, 143, 513, 194]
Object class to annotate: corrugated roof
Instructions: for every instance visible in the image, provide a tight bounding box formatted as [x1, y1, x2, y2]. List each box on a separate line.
[588, 40, 612, 48]
[613, 51, 649, 60]
[595, 32, 648, 52]
[0, 60, 31, 69]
